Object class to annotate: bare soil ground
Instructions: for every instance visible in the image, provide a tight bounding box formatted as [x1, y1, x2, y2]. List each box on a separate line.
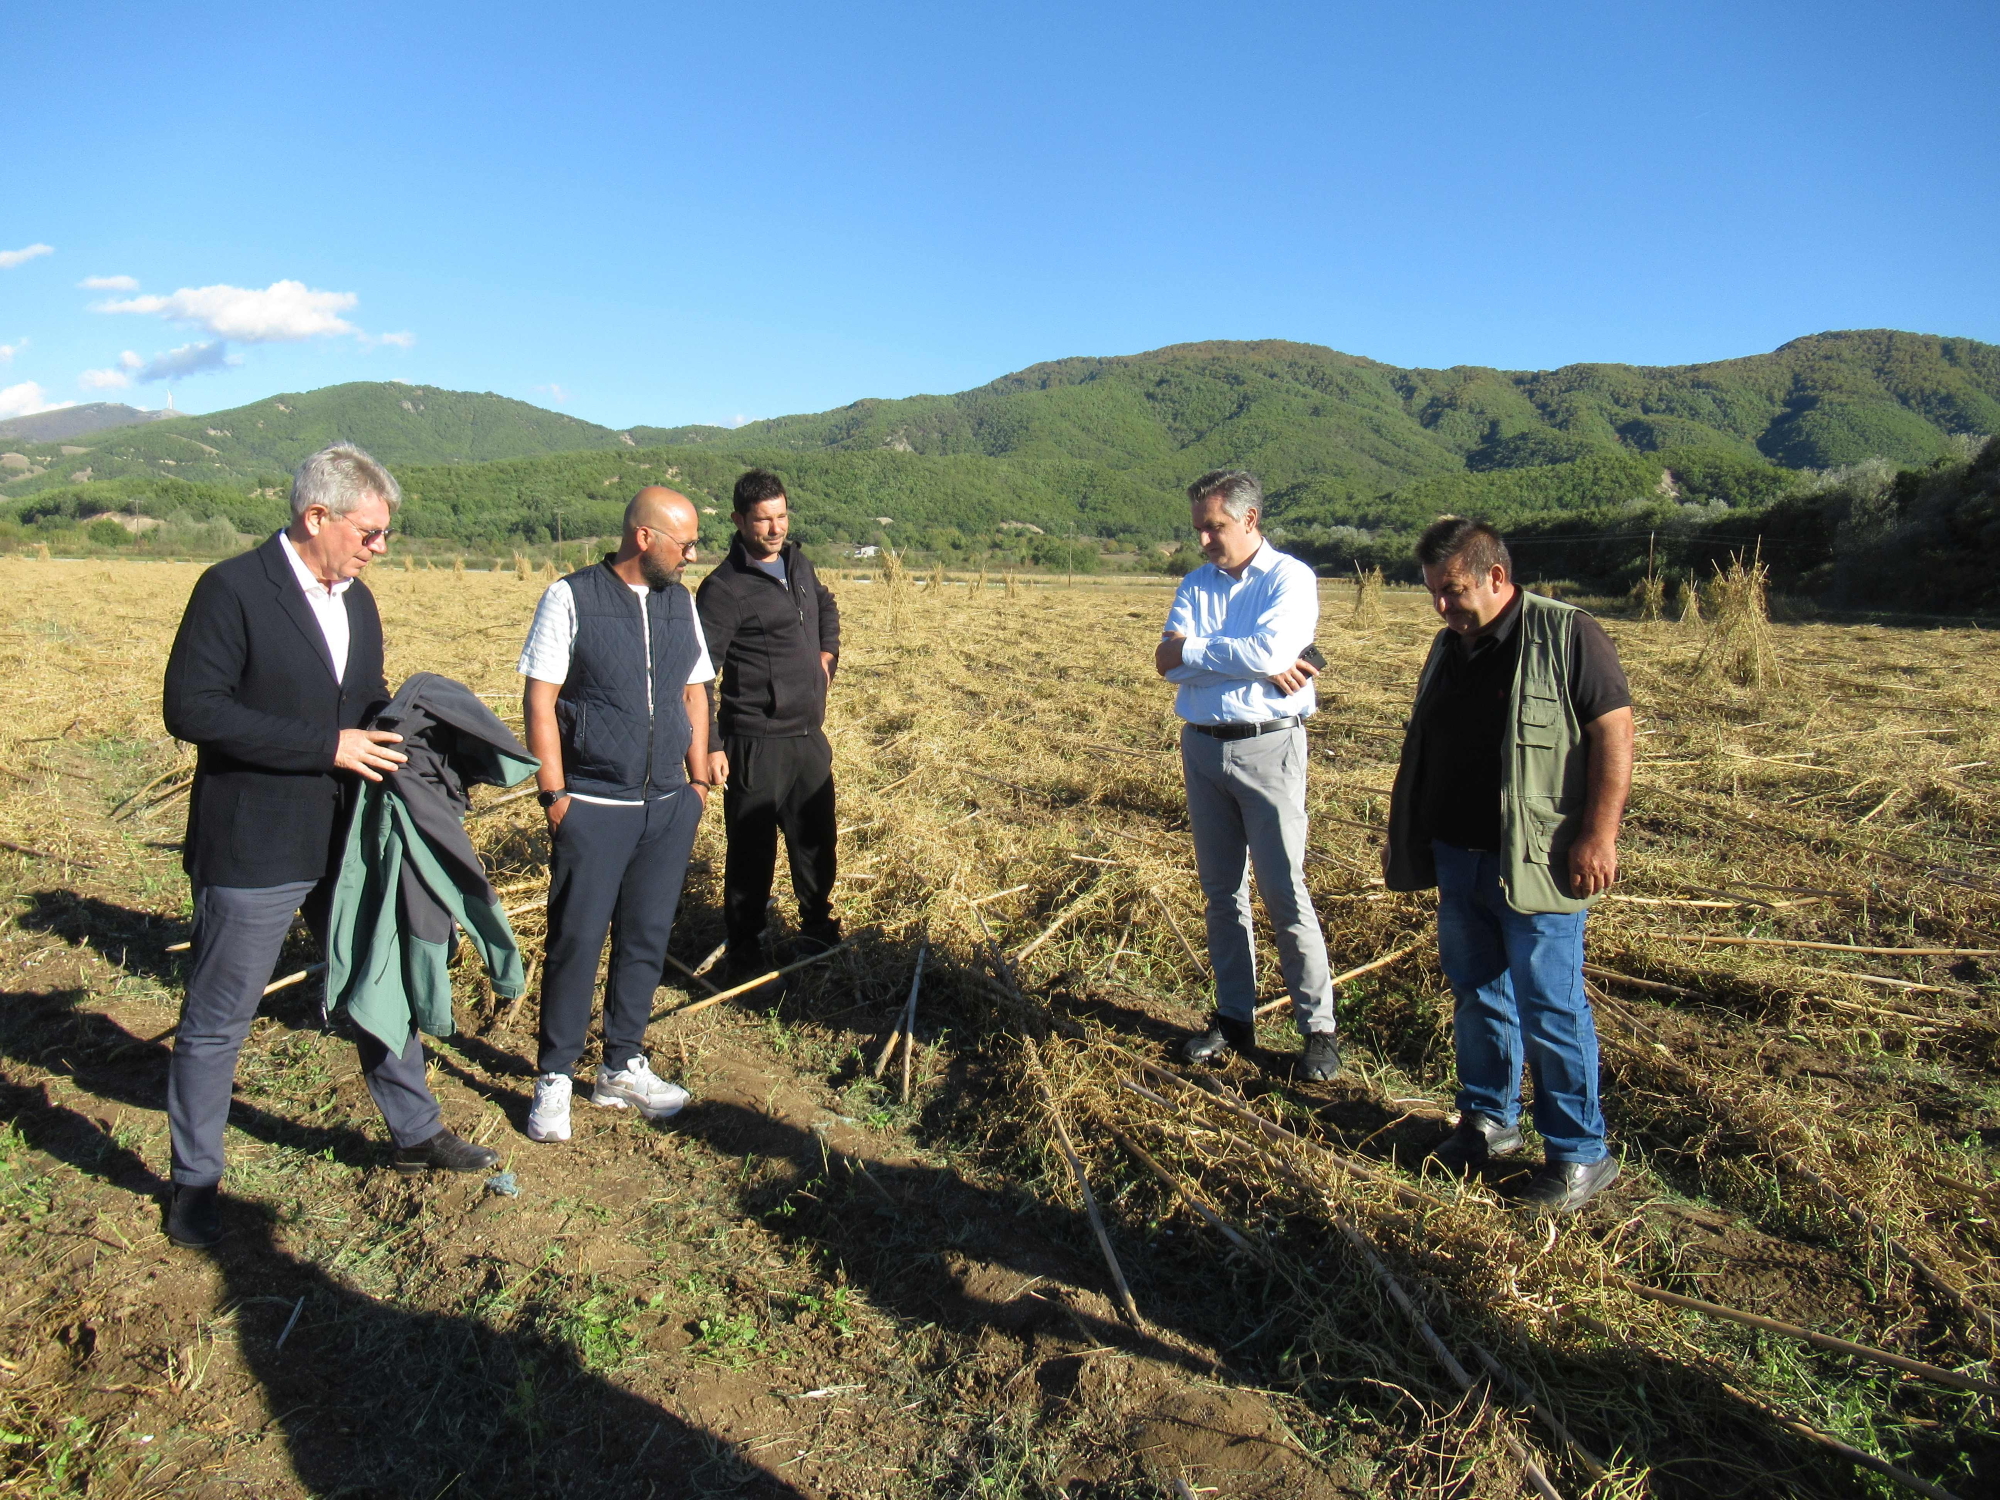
[0, 557, 1995, 1498]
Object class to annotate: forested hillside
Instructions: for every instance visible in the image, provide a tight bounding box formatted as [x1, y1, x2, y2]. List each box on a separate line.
[0, 382, 632, 491]
[4, 330, 1995, 604]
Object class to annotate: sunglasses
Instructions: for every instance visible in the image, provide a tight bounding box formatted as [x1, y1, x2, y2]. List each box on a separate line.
[326, 509, 393, 546]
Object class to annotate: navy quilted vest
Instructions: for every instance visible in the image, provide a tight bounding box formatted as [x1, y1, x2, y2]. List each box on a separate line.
[555, 559, 701, 799]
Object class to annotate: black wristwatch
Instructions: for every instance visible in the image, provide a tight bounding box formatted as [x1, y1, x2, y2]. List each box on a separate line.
[536, 787, 568, 809]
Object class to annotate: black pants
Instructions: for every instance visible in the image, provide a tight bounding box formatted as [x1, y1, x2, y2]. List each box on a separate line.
[723, 730, 838, 951]
[538, 789, 703, 1076]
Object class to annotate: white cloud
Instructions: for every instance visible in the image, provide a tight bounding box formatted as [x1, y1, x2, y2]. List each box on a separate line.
[94, 279, 358, 342]
[79, 352, 142, 391]
[0, 381, 72, 419]
[0, 245, 54, 270]
[535, 383, 571, 405]
[78, 274, 139, 291]
[0, 338, 23, 364]
[362, 329, 416, 350]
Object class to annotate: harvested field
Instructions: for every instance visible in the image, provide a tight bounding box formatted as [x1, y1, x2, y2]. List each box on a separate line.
[0, 555, 1995, 1498]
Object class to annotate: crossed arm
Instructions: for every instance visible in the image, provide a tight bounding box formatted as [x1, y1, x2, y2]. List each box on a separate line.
[1154, 570, 1320, 691]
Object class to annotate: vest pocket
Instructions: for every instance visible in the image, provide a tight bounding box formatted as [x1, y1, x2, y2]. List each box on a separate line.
[1517, 692, 1562, 748]
[1519, 794, 1567, 864]
[556, 699, 587, 755]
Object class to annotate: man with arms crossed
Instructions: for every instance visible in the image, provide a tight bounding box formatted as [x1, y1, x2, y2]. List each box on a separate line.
[1385, 518, 1633, 1213]
[696, 468, 843, 981]
[162, 443, 498, 1248]
[518, 487, 716, 1143]
[1156, 469, 1341, 1082]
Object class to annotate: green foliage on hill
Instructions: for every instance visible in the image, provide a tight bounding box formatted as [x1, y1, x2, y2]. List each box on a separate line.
[0, 382, 633, 495]
[3, 331, 1994, 600]
[633, 328, 2000, 487]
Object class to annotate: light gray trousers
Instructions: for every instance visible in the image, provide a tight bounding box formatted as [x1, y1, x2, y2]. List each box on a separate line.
[1180, 724, 1337, 1034]
[167, 879, 441, 1187]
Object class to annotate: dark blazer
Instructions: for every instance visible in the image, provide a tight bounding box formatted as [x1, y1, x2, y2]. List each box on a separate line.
[163, 534, 390, 889]
[695, 537, 840, 748]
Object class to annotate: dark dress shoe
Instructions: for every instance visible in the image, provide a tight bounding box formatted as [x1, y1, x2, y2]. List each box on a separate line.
[789, 925, 842, 960]
[166, 1183, 224, 1248]
[1183, 1014, 1255, 1064]
[1517, 1156, 1620, 1213]
[1299, 1031, 1342, 1082]
[718, 950, 783, 999]
[1427, 1113, 1525, 1175]
[395, 1129, 501, 1175]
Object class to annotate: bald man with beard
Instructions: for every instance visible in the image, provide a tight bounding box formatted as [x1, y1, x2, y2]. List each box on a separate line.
[516, 488, 717, 1144]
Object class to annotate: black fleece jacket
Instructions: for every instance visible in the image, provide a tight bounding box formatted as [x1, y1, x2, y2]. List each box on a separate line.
[695, 537, 841, 748]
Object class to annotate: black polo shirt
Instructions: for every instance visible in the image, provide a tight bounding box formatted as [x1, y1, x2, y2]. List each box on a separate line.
[1413, 591, 1631, 851]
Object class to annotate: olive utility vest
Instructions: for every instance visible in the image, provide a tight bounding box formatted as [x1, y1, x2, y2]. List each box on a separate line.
[1384, 590, 1596, 915]
[555, 559, 702, 800]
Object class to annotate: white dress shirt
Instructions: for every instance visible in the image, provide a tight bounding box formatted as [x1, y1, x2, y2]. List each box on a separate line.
[516, 576, 716, 805]
[276, 530, 352, 684]
[1161, 540, 1319, 724]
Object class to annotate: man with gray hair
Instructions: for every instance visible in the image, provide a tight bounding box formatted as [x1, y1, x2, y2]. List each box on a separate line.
[160, 443, 498, 1248]
[1156, 469, 1341, 1081]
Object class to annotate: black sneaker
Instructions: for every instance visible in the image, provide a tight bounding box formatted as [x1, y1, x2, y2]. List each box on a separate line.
[165, 1183, 224, 1248]
[1183, 1014, 1255, 1064]
[1516, 1156, 1621, 1213]
[394, 1129, 501, 1175]
[790, 923, 843, 959]
[1299, 1031, 1341, 1082]
[718, 948, 782, 999]
[1427, 1113, 1525, 1175]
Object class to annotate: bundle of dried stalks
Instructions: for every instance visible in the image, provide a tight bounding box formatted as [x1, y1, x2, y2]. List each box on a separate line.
[1676, 576, 1703, 626]
[1348, 564, 1385, 629]
[1632, 571, 1667, 623]
[1696, 545, 1780, 689]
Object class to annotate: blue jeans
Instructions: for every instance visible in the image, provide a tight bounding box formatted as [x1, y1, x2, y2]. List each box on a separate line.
[1432, 842, 1605, 1164]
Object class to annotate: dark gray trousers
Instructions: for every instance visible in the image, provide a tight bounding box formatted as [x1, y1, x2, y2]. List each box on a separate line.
[538, 788, 703, 1077]
[168, 879, 441, 1187]
[1181, 724, 1338, 1034]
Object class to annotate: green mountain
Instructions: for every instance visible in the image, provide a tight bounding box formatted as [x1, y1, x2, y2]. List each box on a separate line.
[636, 329, 2000, 498]
[0, 402, 179, 444]
[5, 330, 1996, 587]
[0, 381, 634, 492]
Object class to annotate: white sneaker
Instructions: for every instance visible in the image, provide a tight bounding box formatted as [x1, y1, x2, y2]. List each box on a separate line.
[591, 1056, 690, 1120]
[527, 1073, 573, 1142]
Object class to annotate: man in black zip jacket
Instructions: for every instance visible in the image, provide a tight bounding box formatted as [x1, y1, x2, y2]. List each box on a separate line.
[696, 469, 842, 979]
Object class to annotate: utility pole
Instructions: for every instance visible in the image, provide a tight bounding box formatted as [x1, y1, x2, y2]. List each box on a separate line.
[553, 505, 565, 570]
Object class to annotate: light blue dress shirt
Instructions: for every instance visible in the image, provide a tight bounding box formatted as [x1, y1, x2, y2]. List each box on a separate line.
[1162, 540, 1319, 724]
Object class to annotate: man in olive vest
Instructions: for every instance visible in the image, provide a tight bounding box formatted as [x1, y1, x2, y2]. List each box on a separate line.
[1384, 518, 1633, 1213]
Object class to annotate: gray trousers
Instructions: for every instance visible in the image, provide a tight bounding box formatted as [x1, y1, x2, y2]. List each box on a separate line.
[167, 879, 441, 1187]
[1181, 724, 1337, 1034]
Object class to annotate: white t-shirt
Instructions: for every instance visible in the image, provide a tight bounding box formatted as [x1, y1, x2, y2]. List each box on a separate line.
[517, 577, 716, 805]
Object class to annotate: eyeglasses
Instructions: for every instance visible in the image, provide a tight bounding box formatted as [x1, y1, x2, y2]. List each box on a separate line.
[657, 534, 699, 556]
[327, 510, 393, 546]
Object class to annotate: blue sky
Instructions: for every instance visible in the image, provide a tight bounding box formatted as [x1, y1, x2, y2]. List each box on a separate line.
[3, 1, 1995, 428]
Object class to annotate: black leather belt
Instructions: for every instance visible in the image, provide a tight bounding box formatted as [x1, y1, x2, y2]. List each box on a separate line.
[1190, 715, 1303, 741]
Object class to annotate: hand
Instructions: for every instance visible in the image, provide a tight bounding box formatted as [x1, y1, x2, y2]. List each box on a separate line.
[1154, 632, 1187, 675]
[544, 794, 570, 830]
[335, 728, 406, 782]
[1568, 832, 1619, 897]
[709, 752, 730, 787]
[1267, 657, 1321, 694]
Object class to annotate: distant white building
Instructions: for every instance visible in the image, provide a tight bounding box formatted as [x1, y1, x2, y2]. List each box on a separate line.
[851, 544, 881, 558]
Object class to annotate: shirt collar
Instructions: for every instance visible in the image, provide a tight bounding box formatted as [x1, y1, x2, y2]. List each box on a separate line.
[1216, 538, 1276, 582]
[277, 529, 353, 599]
[1458, 587, 1523, 655]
